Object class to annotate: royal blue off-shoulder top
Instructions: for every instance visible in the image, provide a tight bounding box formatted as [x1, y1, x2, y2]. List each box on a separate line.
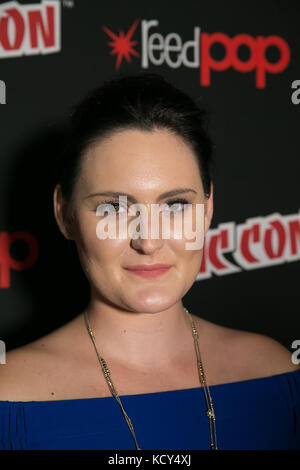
[0, 369, 299, 450]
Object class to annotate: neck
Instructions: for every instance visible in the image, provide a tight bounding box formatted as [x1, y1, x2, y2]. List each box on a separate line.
[83, 299, 194, 369]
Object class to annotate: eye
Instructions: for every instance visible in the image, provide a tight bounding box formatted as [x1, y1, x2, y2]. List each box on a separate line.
[164, 198, 189, 212]
[95, 198, 190, 215]
[95, 201, 127, 215]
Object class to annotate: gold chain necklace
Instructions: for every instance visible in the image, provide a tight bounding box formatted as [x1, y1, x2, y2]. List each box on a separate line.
[83, 307, 218, 450]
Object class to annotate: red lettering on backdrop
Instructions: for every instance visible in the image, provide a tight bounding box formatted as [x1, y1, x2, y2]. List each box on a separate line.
[0, 8, 24, 51]
[199, 234, 206, 272]
[288, 219, 300, 256]
[0, 2, 59, 55]
[240, 223, 260, 264]
[264, 219, 286, 259]
[0, 232, 39, 288]
[28, 6, 56, 49]
[208, 229, 229, 270]
[200, 32, 290, 88]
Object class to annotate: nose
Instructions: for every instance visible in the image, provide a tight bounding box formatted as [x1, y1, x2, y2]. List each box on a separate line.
[129, 204, 164, 254]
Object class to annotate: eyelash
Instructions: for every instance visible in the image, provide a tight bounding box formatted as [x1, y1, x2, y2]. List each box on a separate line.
[95, 198, 190, 214]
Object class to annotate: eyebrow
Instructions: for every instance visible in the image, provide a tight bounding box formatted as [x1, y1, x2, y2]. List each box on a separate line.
[84, 188, 197, 203]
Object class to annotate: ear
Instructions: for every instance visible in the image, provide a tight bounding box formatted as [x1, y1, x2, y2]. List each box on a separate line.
[204, 182, 214, 235]
[53, 184, 74, 240]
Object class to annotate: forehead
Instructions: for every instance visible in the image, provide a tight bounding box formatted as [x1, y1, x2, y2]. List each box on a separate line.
[79, 128, 203, 192]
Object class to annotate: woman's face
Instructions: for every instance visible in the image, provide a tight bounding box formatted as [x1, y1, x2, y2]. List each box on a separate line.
[54, 128, 213, 314]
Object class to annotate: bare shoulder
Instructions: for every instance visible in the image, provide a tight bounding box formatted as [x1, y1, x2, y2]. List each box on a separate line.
[0, 315, 84, 401]
[0, 345, 45, 401]
[230, 327, 300, 376]
[192, 314, 300, 383]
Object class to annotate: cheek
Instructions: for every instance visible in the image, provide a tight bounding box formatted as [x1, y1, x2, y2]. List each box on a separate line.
[170, 207, 205, 251]
[168, 239, 203, 296]
[80, 236, 126, 265]
[168, 205, 205, 240]
[74, 218, 127, 274]
[169, 237, 203, 266]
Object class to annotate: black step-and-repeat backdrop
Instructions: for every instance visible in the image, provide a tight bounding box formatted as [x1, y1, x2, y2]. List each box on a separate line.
[0, 0, 299, 359]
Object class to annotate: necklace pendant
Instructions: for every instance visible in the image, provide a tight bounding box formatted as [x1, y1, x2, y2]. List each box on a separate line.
[84, 308, 218, 450]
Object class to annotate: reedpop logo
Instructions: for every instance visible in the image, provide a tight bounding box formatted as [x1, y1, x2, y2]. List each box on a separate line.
[95, 197, 205, 250]
[102, 19, 291, 89]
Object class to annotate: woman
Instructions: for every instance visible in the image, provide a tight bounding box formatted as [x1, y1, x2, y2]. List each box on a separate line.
[0, 73, 299, 450]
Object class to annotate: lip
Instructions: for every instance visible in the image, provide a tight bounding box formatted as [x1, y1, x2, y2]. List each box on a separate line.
[125, 264, 173, 271]
[124, 264, 173, 278]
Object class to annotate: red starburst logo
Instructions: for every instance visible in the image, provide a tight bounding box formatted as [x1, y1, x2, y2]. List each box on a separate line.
[102, 19, 140, 69]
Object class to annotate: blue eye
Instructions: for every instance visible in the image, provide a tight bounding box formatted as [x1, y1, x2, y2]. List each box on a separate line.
[95, 198, 190, 214]
[96, 201, 127, 214]
[164, 199, 189, 212]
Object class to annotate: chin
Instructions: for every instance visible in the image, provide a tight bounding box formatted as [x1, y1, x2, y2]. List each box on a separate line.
[128, 300, 178, 315]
